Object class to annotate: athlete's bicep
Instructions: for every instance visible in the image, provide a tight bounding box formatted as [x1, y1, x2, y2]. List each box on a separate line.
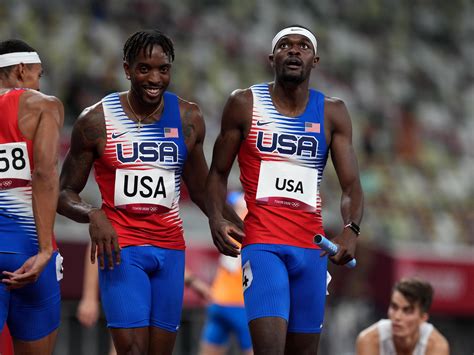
[60, 107, 104, 194]
[33, 98, 64, 174]
[328, 99, 360, 190]
[210, 90, 251, 176]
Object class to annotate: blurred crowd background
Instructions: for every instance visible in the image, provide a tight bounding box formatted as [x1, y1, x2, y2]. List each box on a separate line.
[1, 0, 473, 354]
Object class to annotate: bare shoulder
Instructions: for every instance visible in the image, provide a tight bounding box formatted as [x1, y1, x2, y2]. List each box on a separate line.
[178, 97, 203, 124]
[325, 96, 350, 121]
[426, 327, 450, 355]
[17, 91, 64, 139]
[356, 323, 380, 354]
[74, 101, 104, 131]
[324, 95, 352, 137]
[71, 101, 106, 149]
[21, 90, 63, 114]
[228, 87, 253, 108]
[177, 97, 205, 143]
[221, 87, 253, 136]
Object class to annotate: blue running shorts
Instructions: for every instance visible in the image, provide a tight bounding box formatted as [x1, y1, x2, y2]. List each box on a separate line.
[98, 246, 185, 332]
[202, 304, 252, 350]
[241, 244, 328, 333]
[0, 251, 62, 341]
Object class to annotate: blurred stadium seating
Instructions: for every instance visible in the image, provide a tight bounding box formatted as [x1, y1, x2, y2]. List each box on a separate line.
[1, 0, 472, 354]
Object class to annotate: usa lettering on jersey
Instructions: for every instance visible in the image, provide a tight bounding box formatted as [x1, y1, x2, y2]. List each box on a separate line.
[116, 141, 179, 164]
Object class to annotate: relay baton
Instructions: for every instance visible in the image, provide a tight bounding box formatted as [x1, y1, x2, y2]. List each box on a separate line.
[314, 234, 357, 268]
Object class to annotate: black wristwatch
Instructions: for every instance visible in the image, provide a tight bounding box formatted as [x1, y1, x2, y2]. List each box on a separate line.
[344, 221, 360, 236]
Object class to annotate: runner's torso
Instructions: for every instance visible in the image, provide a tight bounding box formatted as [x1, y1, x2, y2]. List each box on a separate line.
[94, 92, 187, 249]
[239, 83, 329, 248]
[0, 89, 54, 254]
[378, 319, 434, 355]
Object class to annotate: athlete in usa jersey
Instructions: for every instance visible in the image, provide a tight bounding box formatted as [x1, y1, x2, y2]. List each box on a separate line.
[0, 39, 64, 354]
[206, 25, 364, 355]
[94, 90, 187, 250]
[58, 30, 242, 355]
[239, 83, 328, 248]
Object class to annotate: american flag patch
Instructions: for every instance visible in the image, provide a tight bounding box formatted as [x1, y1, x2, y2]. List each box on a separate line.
[164, 127, 178, 138]
[305, 122, 320, 133]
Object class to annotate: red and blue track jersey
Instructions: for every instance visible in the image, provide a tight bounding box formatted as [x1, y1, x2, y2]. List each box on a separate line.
[0, 89, 56, 254]
[94, 92, 187, 249]
[238, 83, 329, 248]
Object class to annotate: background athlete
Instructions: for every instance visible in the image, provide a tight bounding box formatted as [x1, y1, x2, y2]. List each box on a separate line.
[58, 29, 242, 355]
[0, 39, 64, 355]
[206, 25, 364, 354]
[356, 278, 450, 355]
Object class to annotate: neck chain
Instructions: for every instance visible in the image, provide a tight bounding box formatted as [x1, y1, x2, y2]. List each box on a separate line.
[126, 91, 164, 132]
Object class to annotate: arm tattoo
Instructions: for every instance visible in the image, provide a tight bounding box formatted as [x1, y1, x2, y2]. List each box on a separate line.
[81, 117, 105, 144]
[182, 109, 195, 140]
[74, 108, 106, 158]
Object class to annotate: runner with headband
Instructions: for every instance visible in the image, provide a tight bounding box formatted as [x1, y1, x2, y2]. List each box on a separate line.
[206, 24, 364, 354]
[0, 39, 64, 355]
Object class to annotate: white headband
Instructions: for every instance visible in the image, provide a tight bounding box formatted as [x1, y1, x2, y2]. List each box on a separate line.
[0, 52, 41, 68]
[271, 27, 317, 53]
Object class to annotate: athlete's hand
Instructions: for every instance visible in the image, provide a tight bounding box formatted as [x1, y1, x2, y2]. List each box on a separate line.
[209, 218, 244, 257]
[89, 209, 121, 270]
[77, 297, 100, 328]
[1, 250, 52, 290]
[321, 229, 357, 266]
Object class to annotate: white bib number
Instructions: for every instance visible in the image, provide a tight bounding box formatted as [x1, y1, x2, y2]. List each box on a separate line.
[0, 142, 31, 189]
[56, 253, 64, 281]
[256, 161, 318, 211]
[114, 168, 175, 213]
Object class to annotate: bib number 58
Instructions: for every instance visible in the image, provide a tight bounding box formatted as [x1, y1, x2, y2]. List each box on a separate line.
[0, 148, 27, 172]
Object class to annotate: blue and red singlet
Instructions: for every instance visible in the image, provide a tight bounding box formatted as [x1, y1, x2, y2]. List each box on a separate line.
[238, 83, 329, 248]
[94, 92, 187, 249]
[0, 89, 56, 254]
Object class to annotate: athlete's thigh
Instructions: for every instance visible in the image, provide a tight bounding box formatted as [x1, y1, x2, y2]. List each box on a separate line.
[285, 332, 320, 355]
[99, 247, 152, 328]
[201, 304, 231, 346]
[13, 329, 59, 355]
[287, 248, 327, 333]
[241, 244, 290, 322]
[110, 327, 149, 354]
[7, 252, 62, 341]
[148, 326, 178, 355]
[149, 248, 185, 332]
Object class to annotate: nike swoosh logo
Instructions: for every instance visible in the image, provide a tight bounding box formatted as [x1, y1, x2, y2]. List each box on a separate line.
[111, 131, 129, 139]
[256, 121, 272, 126]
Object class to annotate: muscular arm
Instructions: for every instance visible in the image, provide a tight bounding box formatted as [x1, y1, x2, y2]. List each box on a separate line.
[326, 98, 364, 265]
[181, 100, 244, 229]
[30, 95, 64, 256]
[181, 102, 209, 214]
[58, 105, 119, 269]
[205, 89, 251, 255]
[57, 104, 104, 222]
